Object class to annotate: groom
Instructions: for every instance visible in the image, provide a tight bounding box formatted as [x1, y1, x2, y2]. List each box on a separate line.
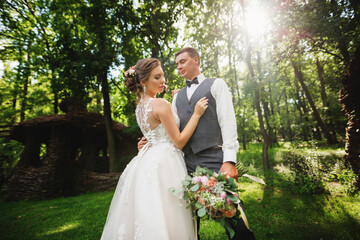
[173, 47, 239, 178]
[173, 47, 254, 240]
[139, 47, 255, 239]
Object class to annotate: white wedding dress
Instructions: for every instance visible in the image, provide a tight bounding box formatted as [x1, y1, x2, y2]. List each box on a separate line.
[100, 98, 195, 240]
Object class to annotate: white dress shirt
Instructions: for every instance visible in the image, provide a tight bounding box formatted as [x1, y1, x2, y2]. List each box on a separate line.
[172, 73, 239, 163]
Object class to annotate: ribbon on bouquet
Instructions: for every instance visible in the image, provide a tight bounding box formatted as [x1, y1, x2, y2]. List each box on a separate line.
[236, 172, 265, 230]
[238, 203, 250, 230]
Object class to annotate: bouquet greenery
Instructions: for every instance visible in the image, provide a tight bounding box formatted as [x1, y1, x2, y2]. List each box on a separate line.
[169, 166, 244, 237]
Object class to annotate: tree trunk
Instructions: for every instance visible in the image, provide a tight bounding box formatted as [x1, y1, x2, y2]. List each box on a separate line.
[284, 88, 293, 141]
[233, 55, 241, 104]
[100, 74, 117, 173]
[54, 91, 58, 114]
[316, 59, 337, 140]
[268, 82, 275, 116]
[246, 50, 270, 169]
[51, 67, 59, 114]
[94, 4, 117, 173]
[256, 52, 275, 146]
[261, 91, 274, 146]
[316, 59, 328, 107]
[339, 46, 360, 188]
[241, 103, 247, 150]
[20, 44, 31, 122]
[275, 93, 286, 140]
[226, 11, 238, 105]
[96, 88, 102, 113]
[294, 79, 315, 141]
[315, 125, 322, 141]
[291, 60, 337, 144]
[227, 39, 236, 104]
[100, 71, 117, 173]
[241, 0, 270, 169]
[11, 94, 17, 124]
[330, 0, 351, 64]
[293, 85, 309, 141]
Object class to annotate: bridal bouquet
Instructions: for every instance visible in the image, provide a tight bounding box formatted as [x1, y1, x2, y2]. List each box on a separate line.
[169, 166, 243, 237]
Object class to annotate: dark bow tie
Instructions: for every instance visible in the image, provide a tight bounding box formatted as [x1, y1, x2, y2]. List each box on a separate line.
[186, 77, 199, 87]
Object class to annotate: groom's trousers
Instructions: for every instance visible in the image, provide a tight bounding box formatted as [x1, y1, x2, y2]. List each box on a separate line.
[184, 146, 223, 174]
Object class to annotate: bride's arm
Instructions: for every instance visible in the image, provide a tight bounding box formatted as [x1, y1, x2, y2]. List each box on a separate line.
[153, 97, 208, 149]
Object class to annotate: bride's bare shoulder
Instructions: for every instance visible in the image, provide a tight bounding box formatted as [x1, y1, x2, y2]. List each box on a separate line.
[152, 98, 169, 105]
[152, 98, 171, 113]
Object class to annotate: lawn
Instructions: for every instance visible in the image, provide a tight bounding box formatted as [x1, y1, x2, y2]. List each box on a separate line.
[1, 142, 359, 240]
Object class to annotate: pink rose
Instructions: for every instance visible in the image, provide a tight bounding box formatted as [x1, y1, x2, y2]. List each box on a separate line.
[220, 192, 227, 199]
[226, 197, 233, 205]
[201, 175, 209, 185]
[192, 176, 201, 184]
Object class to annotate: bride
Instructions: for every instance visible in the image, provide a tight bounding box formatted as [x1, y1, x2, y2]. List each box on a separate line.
[100, 58, 208, 240]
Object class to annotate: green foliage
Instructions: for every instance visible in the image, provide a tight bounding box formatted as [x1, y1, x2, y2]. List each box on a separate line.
[337, 169, 358, 196]
[283, 151, 326, 194]
[0, 0, 356, 149]
[237, 142, 352, 196]
[1, 0, 359, 187]
[0, 138, 23, 186]
[266, 141, 359, 197]
[1, 0, 188, 124]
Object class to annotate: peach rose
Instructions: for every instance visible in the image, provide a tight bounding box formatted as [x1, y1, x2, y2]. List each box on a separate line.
[223, 207, 236, 218]
[207, 178, 217, 188]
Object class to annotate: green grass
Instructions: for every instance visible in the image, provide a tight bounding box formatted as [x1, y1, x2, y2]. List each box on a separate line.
[1, 142, 359, 240]
[0, 192, 112, 240]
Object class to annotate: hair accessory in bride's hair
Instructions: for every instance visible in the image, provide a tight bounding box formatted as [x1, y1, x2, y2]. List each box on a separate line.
[125, 66, 136, 77]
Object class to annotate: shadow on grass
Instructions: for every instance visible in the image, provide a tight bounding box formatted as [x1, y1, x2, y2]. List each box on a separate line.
[238, 143, 360, 240]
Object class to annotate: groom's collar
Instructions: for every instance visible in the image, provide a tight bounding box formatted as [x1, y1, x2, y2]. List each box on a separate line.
[188, 73, 205, 84]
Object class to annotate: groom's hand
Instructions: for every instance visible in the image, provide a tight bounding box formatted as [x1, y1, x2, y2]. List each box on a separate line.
[137, 137, 148, 151]
[220, 162, 238, 180]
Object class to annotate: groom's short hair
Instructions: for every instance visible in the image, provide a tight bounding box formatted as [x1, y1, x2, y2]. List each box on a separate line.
[175, 47, 201, 66]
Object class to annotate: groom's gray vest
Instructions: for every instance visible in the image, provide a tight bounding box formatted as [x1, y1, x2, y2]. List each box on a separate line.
[176, 78, 222, 155]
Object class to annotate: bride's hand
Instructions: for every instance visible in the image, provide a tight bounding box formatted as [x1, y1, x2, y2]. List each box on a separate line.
[172, 89, 180, 98]
[194, 97, 208, 117]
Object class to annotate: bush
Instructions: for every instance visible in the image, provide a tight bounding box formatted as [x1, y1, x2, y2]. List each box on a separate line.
[283, 151, 326, 194]
[337, 169, 358, 195]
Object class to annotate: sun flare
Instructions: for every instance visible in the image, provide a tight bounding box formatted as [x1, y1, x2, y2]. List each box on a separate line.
[244, 3, 270, 40]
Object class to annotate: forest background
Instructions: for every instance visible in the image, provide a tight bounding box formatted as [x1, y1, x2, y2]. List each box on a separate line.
[1, 0, 360, 239]
[1, 0, 359, 180]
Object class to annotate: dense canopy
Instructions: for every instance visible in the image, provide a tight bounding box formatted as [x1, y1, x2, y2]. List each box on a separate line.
[1, 0, 359, 185]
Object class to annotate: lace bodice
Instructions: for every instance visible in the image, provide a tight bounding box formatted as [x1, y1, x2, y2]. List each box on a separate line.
[135, 98, 179, 145]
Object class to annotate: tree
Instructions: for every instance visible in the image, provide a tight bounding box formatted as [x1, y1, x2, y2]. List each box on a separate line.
[83, 0, 120, 173]
[339, 46, 360, 187]
[241, 0, 271, 169]
[316, 58, 337, 140]
[291, 60, 337, 144]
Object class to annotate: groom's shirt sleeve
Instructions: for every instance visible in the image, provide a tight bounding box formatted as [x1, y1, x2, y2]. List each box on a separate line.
[211, 78, 239, 164]
[171, 93, 178, 115]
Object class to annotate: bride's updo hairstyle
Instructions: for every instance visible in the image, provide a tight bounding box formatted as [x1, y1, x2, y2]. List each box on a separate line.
[124, 58, 161, 101]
